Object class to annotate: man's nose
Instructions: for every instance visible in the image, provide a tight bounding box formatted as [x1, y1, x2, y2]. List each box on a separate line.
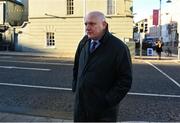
[86, 25, 91, 30]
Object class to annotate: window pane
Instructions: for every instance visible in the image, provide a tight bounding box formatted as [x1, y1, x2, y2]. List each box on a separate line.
[107, 0, 115, 15]
[67, 0, 74, 15]
[46, 32, 55, 47]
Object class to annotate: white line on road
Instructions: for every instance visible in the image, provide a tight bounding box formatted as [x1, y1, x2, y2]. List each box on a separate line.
[0, 82, 180, 98]
[128, 92, 180, 98]
[0, 56, 13, 58]
[0, 59, 73, 66]
[145, 61, 180, 88]
[0, 83, 72, 91]
[0, 65, 51, 71]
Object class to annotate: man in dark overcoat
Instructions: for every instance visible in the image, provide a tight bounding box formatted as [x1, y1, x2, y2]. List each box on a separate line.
[72, 11, 132, 122]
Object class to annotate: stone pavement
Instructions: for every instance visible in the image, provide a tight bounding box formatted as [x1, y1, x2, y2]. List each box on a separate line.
[0, 51, 74, 61]
[0, 112, 71, 122]
[0, 112, 177, 122]
[134, 52, 180, 63]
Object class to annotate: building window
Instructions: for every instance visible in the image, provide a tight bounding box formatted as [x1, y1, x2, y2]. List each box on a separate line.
[67, 0, 74, 15]
[107, 0, 115, 15]
[46, 32, 55, 47]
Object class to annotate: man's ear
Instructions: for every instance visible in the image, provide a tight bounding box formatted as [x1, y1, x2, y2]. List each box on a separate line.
[103, 21, 108, 29]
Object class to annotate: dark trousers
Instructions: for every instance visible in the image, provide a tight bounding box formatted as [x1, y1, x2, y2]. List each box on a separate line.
[157, 52, 161, 59]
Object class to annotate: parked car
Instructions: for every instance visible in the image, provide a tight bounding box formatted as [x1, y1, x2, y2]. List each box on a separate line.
[142, 37, 158, 50]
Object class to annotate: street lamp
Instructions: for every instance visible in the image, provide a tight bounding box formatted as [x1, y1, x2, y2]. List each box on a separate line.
[166, 0, 172, 3]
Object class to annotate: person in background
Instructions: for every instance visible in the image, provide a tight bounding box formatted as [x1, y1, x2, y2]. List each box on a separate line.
[155, 39, 163, 60]
[72, 11, 132, 122]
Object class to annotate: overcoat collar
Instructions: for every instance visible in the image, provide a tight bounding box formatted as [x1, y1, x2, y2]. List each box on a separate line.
[86, 28, 111, 44]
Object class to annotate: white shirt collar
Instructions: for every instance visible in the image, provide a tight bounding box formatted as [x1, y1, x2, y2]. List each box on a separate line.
[91, 39, 100, 44]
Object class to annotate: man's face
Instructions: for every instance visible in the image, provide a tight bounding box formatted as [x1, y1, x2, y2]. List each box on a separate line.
[85, 15, 106, 40]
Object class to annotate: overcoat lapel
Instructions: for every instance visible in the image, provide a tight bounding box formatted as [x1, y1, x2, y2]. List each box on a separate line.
[82, 32, 110, 74]
[79, 38, 90, 75]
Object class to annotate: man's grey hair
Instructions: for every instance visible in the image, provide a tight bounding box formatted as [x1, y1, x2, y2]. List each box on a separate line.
[86, 11, 106, 22]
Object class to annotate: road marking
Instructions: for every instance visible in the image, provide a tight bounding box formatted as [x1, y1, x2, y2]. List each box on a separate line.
[0, 59, 73, 66]
[0, 83, 72, 91]
[0, 56, 13, 58]
[145, 61, 180, 88]
[121, 122, 178, 123]
[128, 92, 180, 98]
[0, 82, 180, 98]
[0, 65, 51, 71]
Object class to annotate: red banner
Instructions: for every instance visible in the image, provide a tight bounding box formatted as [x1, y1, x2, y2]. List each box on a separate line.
[153, 9, 159, 26]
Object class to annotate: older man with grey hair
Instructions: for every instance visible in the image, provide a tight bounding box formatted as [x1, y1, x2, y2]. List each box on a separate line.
[72, 11, 132, 122]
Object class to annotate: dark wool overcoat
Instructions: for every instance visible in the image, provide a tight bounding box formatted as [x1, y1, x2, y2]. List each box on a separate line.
[72, 30, 132, 122]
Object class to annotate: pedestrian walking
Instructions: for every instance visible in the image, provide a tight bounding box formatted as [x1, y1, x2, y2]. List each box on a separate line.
[155, 39, 163, 60]
[72, 11, 132, 122]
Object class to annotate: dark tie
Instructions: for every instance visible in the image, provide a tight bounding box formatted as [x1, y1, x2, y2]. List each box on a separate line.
[90, 41, 97, 53]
